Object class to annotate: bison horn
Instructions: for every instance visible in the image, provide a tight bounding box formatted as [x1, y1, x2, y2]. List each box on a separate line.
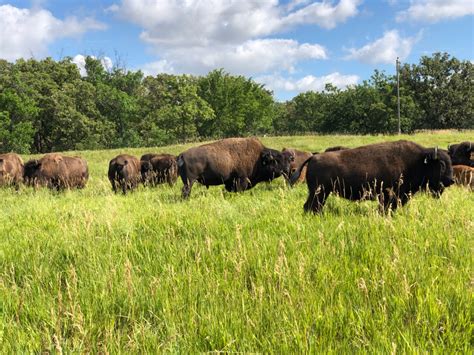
[434, 146, 438, 160]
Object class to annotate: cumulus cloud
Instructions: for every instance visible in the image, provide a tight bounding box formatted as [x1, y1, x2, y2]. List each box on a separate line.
[256, 72, 359, 93]
[345, 30, 421, 64]
[397, 0, 474, 23]
[111, 0, 361, 48]
[0, 4, 106, 62]
[72, 54, 113, 76]
[109, 1, 358, 77]
[142, 39, 327, 76]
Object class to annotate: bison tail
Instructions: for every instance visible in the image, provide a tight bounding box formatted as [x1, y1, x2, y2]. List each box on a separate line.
[289, 156, 313, 187]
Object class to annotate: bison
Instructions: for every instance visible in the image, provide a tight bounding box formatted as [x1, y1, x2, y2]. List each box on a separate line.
[140, 153, 178, 186]
[24, 154, 88, 190]
[0, 153, 24, 188]
[178, 137, 293, 198]
[453, 165, 473, 189]
[108, 154, 141, 194]
[448, 141, 473, 167]
[290, 140, 454, 213]
[282, 148, 313, 184]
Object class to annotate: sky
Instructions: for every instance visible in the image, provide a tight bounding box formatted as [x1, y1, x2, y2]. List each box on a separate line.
[1, 0, 473, 101]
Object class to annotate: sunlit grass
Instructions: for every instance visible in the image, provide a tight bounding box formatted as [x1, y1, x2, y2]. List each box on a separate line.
[0, 132, 472, 352]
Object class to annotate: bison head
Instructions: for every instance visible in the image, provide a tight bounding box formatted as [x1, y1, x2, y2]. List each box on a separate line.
[260, 148, 293, 182]
[140, 160, 153, 184]
[424, 147, 454, 197]
[23, 159, 41, 186]
[448, 141, 473, 167]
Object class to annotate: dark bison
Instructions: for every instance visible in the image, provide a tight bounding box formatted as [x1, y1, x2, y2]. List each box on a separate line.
[108, 154, 141, 194]
[448, 141, 473, 166]
[0, 153, 24, 188]
[282, 148, 313, 184]
[24, 154, 88, 189]
[140, 153, 178, 186]
[453, 165, 473, 189]
[324, 146, 349, 152]
[178, 137, 293, 198]
[290, 140, 454, 213]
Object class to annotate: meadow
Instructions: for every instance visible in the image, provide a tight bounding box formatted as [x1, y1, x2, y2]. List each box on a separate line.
[1, 132, 473, 352]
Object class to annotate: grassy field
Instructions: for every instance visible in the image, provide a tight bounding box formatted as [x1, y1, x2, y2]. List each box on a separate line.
[1, 132, 473, 352]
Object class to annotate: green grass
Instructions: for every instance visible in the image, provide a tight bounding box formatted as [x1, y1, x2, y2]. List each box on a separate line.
[1, 132, 473, 352]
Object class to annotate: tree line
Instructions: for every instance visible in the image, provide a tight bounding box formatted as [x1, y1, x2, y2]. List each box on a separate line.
[0, 52, 472, 154]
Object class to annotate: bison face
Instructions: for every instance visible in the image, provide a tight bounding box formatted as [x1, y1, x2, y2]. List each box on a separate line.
[424, 148, 454, 197]
[140, 160, 153, 183]
[261, 149, 293, 182]
[23, 159, 41, 185]
[449, 142, 473, 166]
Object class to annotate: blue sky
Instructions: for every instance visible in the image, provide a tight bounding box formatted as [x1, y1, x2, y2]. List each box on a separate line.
[1, 0, 473, 100]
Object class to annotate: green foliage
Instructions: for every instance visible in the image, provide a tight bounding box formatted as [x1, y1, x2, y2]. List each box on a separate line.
[0, 133, 472, 352]
[0, 53, 471, 154]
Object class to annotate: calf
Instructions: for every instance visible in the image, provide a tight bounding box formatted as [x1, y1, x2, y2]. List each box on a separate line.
[141, 153, 178, 186]
[108, 154, 141, 194]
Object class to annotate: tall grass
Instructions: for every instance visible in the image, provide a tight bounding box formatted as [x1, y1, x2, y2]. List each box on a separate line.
[1, 132, 473, 352]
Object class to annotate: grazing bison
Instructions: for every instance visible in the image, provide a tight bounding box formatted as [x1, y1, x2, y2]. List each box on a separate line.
[448, 141, 473, 166]
[178, 137, 293, 198]
[24, 154, 88, 189]
[282, 148, 313, 184]
[108, 154, 141, 194]
[453, 165, 473, 189]
[0, 153, 24, 188]
[140, 153, 178, 186]
[325, 146, 349, 152]
[290, 140, 454, 213]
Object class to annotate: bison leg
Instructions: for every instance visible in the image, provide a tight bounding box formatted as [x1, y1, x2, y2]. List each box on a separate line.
[304, 186, 328, 214]
[182, 180, 194, 199]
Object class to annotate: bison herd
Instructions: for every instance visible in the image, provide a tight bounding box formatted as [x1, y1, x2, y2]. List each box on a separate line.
[0, 138, 472, 214]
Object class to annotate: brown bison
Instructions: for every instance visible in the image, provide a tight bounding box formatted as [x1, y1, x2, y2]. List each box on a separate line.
[178, 137, 293, 198]
[0, 153, 24, 188]
[290, 140, 454, 213]
[448, 141, 473, 167]
[140, 153, 178, 186]
[24, 154, 88, 190]
[453, 165, 473, 188]
[108, 154, 141, 194]
[282, 148, 313, 184]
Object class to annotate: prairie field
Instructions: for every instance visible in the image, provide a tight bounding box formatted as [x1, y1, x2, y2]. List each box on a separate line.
[0, 132, 473, 352]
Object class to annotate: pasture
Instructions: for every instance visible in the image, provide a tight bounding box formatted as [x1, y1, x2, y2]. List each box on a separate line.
[1, 132, 473, 352]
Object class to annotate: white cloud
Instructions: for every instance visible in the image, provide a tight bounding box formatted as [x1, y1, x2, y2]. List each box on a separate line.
[0, 5, 106, 62]
[112, 0, 361, 48]
[256, 72, 359, 93]
[72, 55, 113, 76]
[345, 30, 421, 64]
[397, 0, 474, 23]
[141, 59, 175, 76]
[110, 0, 358, 78]
[142, 39, 327, 76]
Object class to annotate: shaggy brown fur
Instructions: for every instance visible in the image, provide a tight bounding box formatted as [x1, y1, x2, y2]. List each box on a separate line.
[108, 154, 141, 194]
[0, 153, 24, 188]
[24, 154, 88, 189]
[282, 148, 312, 184]
[453, 165, 473, 188]
[178, 137, 292, 198]
[291, 140, 454, 213]
[141, 153, 178, 186]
